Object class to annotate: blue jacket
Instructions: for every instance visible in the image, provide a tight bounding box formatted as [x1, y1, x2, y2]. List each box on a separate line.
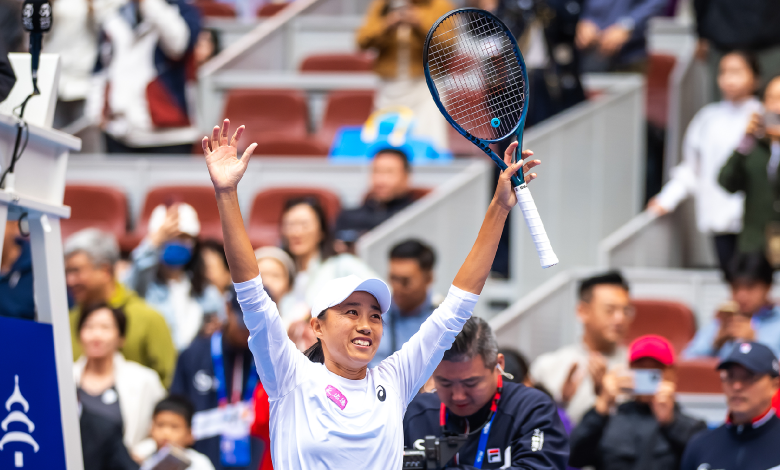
[683, 305, 780, 360]
[369, 295, 437, 367]
[0, 239, 35, 320]
[681, 410, 780, 470]
[404, 381, 569, 469]
[581, 0, 667, 64]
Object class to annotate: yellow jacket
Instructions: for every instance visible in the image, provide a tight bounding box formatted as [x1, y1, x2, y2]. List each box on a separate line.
[356, 0, 454, 79]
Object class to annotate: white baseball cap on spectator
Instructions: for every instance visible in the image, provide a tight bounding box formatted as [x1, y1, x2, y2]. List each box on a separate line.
[148, 203, 201, 238]
[310, 275, 391, 317]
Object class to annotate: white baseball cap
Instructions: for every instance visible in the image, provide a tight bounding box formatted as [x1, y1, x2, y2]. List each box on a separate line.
[310, 275, 392, 317]
[148, 203, 201, 238]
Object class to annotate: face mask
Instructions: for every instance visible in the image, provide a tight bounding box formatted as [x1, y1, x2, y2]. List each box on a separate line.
[161, 241, 193, 267]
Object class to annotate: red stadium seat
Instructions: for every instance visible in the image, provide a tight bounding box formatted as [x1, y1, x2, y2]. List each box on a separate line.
[125, 186, 222, 250]
[248, 188, 341, 248]
[222, 89, 310, 151]
[194, 1, 236, 17]
[317, 90, 375, 148]
[646, 53, 676, 129]
[257, 2, 288, 16]
[255, 135, 329, 157]
[448, 126, 476, 157]
[409, 188, 432, 200]
[63, 185, 129, 241]
[624, 299, 696, 355]
[676, 359, 723, 394]
[299, 53, 374, 73]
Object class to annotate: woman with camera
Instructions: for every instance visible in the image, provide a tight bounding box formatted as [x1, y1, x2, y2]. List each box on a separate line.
[201, 119, 543, 468]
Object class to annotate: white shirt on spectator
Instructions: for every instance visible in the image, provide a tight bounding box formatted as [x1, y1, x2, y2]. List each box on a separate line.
[654, 97, 762, 234]
[234, 274, 478, 470]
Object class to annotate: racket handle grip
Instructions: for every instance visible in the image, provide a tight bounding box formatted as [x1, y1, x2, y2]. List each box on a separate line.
[514, 185, 558, 268]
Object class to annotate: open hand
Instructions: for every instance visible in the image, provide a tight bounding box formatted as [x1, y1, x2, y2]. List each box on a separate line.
[202, 119, 257, 193]
[492, 141, 541, 210]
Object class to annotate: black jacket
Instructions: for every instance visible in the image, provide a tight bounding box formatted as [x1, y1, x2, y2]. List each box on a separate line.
[694, 0, 780, 51]
[80, 408, 139, 470]
[569, 402, 707, 470]
[681, 410, 780, 470]
[335, 193, 416, 238]
[403, 382, 569, 469]
[0, 37, 16, 103]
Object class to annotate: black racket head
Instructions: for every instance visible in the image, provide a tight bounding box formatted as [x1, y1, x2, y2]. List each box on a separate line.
[423, 8, 529, 144]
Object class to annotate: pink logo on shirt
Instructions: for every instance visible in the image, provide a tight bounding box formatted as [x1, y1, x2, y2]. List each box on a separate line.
[325, 385, 348, 410]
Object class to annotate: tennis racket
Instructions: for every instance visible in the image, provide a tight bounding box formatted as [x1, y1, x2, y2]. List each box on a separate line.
[423, 8, 558, 268]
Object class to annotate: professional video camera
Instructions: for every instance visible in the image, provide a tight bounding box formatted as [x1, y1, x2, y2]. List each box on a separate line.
[402, 434, 468, 469]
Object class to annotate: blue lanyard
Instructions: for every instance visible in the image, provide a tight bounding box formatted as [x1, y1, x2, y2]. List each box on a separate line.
[473, 412, 497, 469]
[211, 332, 257, 406]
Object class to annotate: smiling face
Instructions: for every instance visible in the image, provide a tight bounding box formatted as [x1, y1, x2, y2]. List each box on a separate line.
[79, 308, 123, 359]
[311, 291, 383, 371]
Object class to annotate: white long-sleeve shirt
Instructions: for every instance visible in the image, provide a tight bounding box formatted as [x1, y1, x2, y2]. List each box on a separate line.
[655, 97, 762, 234]
[234, 275, 478, 470]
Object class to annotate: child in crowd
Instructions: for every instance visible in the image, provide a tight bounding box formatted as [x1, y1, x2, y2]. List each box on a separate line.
[136, 396, 215, 470]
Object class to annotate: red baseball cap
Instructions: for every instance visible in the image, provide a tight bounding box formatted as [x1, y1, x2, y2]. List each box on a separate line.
[629, 335, 675, 366]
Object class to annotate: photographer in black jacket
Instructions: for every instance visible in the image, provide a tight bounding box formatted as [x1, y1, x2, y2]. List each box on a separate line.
[403, 317, 569, 470]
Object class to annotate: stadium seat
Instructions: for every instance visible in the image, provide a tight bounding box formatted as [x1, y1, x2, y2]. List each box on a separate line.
[448, 126, 476, 157]
[194, 0, 236, 17]
[624, 299, 696, 355]
[222, 89, 310, 151]
[646, 53, 676, 129]
[317, 90, 375, 148]
[248, 188, 341, 248]
[257, 2, 288, 16]
[409, 188, 432, 200]
[129, 186, 223, 249]
[676, 359, 723, 394]
[255, 136, 330, 156]
[299, 53, 374, 73]
[62, 185, 129, 241]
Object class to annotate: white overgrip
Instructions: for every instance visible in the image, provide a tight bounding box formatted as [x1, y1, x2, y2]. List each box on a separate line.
[514, 185, 558, 268]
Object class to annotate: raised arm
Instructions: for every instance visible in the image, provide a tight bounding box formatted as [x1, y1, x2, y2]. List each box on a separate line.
[452, 141, 539, 294]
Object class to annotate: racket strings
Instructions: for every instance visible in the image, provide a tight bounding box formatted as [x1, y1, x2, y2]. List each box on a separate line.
[427, 11, 525, 141]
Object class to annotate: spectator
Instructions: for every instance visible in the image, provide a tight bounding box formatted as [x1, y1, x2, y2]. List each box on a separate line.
[719, 75, 780, 256]
[80, 407, 140, 470]
[335, 148, 415, 247]
[254, 246, 298, 323]
[356, 0, 453, 150]
[65, 228, 177, 386]
[681, 342, 780, 470]
[404, 317, 570, 469]
[574, 0, 666, 72]
[530, 271, 632, 424]
[0, 38, 15, 103]
[201, 240, 231, 295]
[73, 303, 166, 450]
[569, 335, 707, 470]
[0, 222, 34, 319]
[684, 252, 780, 359]
[133, 396, 215, 470]
[694, 0, 780, 101]
[648, 52, 761, 273]
[125, 204, 225, 351]
[93, 0, 201, 153]
[170, 289, 265, 470]
[370, 239, 438, 367]
[281, 197, 377, 319]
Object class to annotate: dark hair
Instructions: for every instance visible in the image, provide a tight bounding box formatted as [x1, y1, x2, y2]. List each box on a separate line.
[578, 271, 630, 302]
[153, 395, 195, 428]
[389, 239, 436, 271]
[281, 197, 335, 261]
[155, 238, 208, 297]
[442, 317, 498, 369]
[201, 239, 228, 271]
[374, 148, 411, 173]
[726, 252, 774, 286]
[498, 348, 529, 384]
[78, 303, 127, 338]
[722, 50, 760, 78]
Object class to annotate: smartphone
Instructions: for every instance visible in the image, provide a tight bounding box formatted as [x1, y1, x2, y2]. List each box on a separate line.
[633, 369, 662, 396]
[765, 111, 780, 129]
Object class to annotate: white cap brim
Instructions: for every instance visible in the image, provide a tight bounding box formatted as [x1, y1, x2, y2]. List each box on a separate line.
[310, 275, 391, 318]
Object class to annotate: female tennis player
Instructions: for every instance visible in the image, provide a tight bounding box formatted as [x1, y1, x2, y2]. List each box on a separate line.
[202, 119, 542, 469]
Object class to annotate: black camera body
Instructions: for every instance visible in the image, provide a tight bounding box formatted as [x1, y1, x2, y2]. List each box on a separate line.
[402, 434, 469, 469]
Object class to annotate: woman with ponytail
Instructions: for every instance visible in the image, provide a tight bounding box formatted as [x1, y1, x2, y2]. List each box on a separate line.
[201, 119, 544, 469]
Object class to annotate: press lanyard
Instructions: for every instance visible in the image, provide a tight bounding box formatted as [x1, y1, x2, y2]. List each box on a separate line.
[211, 331, 257, 406]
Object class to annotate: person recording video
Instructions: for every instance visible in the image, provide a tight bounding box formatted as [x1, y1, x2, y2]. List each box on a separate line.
[201, 118, 544, 469]
[569, 335, 706, 470]
[403, 317, 569, 469]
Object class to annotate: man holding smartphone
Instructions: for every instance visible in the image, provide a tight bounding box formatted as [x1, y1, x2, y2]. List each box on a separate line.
[569, 335, 706, 470]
